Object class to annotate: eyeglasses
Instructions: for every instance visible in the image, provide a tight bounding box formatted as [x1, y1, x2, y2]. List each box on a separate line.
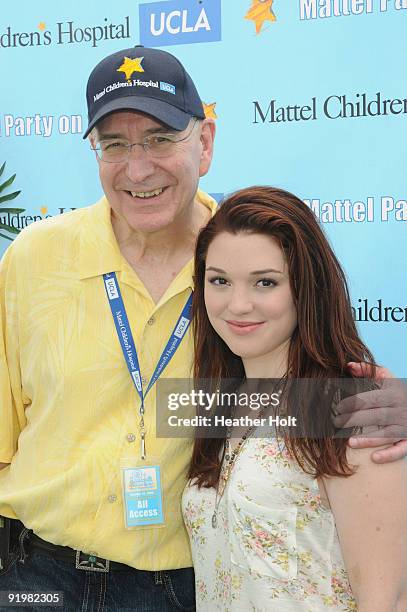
[91, 119, 198, 163]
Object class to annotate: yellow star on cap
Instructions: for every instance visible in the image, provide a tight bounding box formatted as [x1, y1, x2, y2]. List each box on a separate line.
[117, 56, 145, 81]
[203, 102, 218, 120]
[245, 0, 276, 34]
[40, 206, 48, 216]
[38, 22, 46, 31]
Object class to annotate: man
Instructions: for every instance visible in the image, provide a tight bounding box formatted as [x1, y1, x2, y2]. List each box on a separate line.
[0, 45, 215, 611]
[0, 45, 405, 611]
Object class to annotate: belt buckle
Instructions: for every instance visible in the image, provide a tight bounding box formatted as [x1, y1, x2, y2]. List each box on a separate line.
[75, 550, 110, 573]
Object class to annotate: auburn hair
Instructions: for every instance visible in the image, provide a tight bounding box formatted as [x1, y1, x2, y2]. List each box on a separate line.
[189, 186, 375, 487]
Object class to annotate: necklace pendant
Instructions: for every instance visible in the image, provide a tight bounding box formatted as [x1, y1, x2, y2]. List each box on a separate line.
[211, 513, 218, 529]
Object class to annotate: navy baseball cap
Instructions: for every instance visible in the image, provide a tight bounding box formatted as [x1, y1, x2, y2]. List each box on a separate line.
[83, 45, 205, 138]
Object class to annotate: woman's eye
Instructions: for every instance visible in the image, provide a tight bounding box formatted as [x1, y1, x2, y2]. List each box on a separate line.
[208, 277, 229, 286]
[256, 278, 276, 288]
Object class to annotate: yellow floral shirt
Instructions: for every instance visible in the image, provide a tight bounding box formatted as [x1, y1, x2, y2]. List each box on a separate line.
[0, 191, 217, 571]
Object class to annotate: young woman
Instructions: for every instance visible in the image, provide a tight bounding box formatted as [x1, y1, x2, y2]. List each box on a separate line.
[182, 186, 407, 611]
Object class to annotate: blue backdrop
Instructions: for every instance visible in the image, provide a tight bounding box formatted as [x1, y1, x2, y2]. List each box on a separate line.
[0, 0, 405, 374]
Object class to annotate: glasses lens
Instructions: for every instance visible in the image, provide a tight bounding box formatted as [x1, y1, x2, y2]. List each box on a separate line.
[148, 120, 197, 158]
[98, 141, 128, 163]
[147, 135, 177, 158]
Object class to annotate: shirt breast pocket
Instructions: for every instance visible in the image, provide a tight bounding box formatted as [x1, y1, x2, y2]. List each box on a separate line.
[229, 495, 297, 580]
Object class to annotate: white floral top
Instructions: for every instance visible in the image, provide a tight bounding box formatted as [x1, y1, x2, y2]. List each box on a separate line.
[182, 437, 357, 611]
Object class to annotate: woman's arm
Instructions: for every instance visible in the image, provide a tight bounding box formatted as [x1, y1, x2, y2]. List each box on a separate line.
[323, 447, 407, 612]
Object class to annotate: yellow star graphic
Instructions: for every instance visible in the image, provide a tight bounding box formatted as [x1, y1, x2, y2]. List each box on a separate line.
[38, 22, 46, 31]
[40, 206, 48, 216]
[203, 102, 218, 120]
[245, 0, 276, 34]
[117, 57, 145, 81]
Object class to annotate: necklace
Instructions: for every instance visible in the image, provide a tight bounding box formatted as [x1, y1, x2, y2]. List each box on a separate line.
[211, 379, 284, 529]
[211, 409, 263, 529]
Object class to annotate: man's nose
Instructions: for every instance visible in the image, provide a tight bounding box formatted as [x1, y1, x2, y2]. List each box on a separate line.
[227, 288, 254, 315]
[124, 145, 156, 183]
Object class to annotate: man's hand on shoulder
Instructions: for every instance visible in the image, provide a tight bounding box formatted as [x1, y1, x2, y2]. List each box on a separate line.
[333, 362, 407, 464]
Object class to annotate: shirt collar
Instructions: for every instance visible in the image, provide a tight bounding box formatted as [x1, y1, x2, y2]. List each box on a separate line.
[162, 189, 218, 296]
[77, 196, 123, 280]
[77, 190, 218, 285]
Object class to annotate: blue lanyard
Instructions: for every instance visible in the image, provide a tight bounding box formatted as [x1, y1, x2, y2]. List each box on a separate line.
[103, 272, 193, 458]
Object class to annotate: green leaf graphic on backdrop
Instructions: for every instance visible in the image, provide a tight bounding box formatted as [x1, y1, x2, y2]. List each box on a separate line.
[0, 162, 24, 241]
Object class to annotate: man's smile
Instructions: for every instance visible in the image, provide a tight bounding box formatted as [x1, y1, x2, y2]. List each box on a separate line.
[124, 186, 168, 200]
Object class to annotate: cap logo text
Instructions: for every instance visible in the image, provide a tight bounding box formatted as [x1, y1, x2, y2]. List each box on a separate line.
[160, 82, 176, 95]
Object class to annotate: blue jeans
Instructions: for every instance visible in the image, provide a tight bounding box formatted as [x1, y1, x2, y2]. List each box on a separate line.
[0, 525, 195, 611]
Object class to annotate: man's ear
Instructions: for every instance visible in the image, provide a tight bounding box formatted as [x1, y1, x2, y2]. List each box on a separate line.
[88, 129, 100, 162]
[199, 119, 216, 178]
[88, 128, 97, 148]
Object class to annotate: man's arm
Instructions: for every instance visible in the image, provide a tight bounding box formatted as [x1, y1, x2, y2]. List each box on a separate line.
[0, 244, 27, 463]
[334, 363, 407, 463]
[323, 447, 407, 611]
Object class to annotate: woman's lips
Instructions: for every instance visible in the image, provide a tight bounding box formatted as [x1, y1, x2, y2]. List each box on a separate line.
[225, 321, 265, 335]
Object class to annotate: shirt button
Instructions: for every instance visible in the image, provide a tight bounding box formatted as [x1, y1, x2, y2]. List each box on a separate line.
[126, 433, 136, 443]
[108, 494, 117, 503]
[141, 376, 148, 385]
[147, 316, 155, 325]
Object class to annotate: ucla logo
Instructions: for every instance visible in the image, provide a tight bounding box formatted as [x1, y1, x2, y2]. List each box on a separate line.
[174, 316, 190, 339]
[105, 277, 119, 300]
[139, 0, 222, 47]
[160, 81, 176, 95]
